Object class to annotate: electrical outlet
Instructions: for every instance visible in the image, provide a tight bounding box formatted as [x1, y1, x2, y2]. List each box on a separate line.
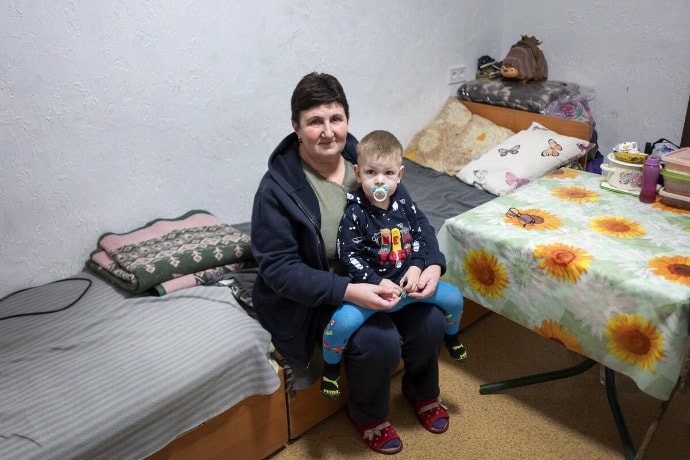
[448, 65, 466, 85]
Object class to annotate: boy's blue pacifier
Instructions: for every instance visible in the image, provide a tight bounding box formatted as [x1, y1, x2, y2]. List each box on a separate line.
[370, 184, 389, 202]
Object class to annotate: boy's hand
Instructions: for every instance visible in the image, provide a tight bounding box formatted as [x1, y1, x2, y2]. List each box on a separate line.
[407, 264, 441, 300]
[399, 266, 422, 294]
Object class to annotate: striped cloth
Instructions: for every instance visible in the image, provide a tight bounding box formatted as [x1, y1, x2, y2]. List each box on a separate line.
[0, 271, 280, 460]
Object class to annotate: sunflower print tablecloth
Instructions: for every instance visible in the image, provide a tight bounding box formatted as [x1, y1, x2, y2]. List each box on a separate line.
[438, 167, 690, 400]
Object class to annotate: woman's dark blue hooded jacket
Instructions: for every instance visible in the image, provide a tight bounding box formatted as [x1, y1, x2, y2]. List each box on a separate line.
[251, 131, 446, 368]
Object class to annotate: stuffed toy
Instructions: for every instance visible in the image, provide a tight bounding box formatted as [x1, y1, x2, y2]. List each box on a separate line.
[500, 35, 548, 83]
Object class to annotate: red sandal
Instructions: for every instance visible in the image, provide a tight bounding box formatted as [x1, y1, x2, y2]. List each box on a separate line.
[403, 387, 449, 434]
[350, 416, 403, 455]
[412, 398, 449, 433]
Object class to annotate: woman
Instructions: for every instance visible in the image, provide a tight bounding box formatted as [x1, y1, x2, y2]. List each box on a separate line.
[251, 72, 450, 455]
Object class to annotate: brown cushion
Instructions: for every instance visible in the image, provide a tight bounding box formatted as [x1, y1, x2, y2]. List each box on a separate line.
[404, 98, 514, 175]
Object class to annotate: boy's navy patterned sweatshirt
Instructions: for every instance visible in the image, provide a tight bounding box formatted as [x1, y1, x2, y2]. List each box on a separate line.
[338, 187, 427, 286]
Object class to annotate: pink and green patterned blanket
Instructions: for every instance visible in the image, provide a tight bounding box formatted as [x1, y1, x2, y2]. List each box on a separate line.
[87, 210, 253, 295]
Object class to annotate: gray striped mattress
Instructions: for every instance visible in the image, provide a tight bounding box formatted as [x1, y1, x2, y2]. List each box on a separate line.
[0, 271, 280, 460]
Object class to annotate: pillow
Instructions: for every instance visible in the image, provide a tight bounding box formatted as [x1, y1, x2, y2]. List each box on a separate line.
[456, 121, 594, 196]
[458, 79, 582, 113]
[404, 97, 514, 175]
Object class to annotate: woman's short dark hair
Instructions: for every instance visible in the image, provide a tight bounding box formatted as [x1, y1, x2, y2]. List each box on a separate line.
[290, 72, 349, 124]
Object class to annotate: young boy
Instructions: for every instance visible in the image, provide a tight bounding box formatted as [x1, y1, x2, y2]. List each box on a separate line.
[321, 130, 467, 400]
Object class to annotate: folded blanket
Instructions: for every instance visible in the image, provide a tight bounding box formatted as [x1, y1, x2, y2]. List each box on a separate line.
[86, 210, 253, 295]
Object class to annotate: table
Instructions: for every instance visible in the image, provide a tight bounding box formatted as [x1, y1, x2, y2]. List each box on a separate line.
[438, 168, 690, 458]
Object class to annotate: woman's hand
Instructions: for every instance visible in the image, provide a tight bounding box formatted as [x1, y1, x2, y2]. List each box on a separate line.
[344, 282, 401, 311]
[378, 278, 403, 299]
[407, 264, 441, 300]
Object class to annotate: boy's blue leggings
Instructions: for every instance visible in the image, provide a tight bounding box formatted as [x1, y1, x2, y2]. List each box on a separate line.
[323, 280, 463, 365]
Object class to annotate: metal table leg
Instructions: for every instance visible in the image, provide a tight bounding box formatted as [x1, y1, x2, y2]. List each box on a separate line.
[604, 367, 636, 460]
[478, 358, 639, 459]
[479, 357, 596, 394]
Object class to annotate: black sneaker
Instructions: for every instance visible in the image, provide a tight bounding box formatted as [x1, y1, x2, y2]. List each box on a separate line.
[320, 362, 342, 400]
[320, 375, 341, 400]
[476, 55, 502, 80]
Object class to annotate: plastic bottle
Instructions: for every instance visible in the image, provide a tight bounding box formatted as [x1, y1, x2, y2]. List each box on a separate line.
[639, 153, 661, 203]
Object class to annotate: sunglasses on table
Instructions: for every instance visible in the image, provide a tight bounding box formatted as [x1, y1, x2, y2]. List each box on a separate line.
[506, 207, 536, 227]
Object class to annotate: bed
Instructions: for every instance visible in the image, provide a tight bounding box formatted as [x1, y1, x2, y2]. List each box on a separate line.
[403, 100, 593, 231]
[0, 270, 286, 460]
[0, 216, 288, 460]
[0, 100, 594, 460]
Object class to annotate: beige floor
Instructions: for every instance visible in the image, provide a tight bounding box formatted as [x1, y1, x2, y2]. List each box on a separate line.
[269, 313, 689, 460]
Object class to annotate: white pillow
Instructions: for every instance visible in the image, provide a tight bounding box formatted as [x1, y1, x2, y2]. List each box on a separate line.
[456, 121, 593, 195]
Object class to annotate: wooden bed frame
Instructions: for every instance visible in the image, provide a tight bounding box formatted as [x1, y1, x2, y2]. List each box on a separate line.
[148, 371, 288, 460]
[462, 101, 593, 158]
[146, 101, 593, 460]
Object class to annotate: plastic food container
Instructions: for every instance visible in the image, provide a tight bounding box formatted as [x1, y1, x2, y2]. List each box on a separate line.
[662, 147, 690, 175]
[659, 187, 690, 210]
[661, 168, 690, 196]
[600, 152, 644, 192]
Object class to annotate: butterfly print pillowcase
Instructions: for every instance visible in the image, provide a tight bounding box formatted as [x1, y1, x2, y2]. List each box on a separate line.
[456, 121, 593, 196]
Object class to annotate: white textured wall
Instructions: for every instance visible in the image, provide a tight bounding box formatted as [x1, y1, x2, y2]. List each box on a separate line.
[500, 1, 690, 153]
[1, 1, 473, 296]
[1, 0, 689, 298]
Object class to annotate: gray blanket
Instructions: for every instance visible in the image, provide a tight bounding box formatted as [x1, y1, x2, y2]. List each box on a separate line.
[0, 271, 280, 460]
[402, 158, 495, 233]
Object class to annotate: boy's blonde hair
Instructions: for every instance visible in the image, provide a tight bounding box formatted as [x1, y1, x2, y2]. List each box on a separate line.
[356, 130, 403, 166]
